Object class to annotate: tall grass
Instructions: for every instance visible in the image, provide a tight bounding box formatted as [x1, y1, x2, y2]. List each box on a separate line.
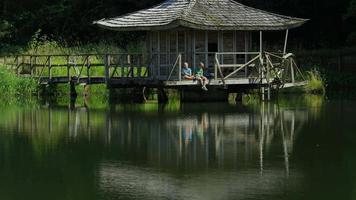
[304, 69, 326, 94]
[0, 65, 37, 98]
[23, 31, 144, 55]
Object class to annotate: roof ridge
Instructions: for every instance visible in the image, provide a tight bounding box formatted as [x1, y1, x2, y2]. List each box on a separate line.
[179, 0, 197, 19]
[184, 0, 226, 26]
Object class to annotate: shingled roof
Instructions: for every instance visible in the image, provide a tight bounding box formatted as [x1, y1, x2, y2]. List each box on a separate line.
[94, 0, 308, 31]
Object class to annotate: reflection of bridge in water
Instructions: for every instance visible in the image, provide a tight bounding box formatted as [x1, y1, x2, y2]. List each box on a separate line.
[9, 103, 308, 175]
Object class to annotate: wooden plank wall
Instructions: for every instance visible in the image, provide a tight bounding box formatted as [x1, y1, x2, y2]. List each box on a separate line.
[148, 29, 251, 80]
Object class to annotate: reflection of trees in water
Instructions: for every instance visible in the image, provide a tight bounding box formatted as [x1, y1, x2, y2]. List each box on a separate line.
[0, 103, 308, 173]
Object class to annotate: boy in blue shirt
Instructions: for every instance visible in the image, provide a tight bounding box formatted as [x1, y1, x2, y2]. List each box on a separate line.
[182, 62, 195, 80]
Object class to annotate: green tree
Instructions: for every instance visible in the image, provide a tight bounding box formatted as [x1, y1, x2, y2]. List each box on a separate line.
[347, 0, 356, 17]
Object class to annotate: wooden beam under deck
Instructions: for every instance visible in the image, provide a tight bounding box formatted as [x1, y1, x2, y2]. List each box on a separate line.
[165, 78, 271, 87]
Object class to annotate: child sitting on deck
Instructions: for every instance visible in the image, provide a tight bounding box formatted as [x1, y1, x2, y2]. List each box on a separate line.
[182, 62, 195, 80]
[195, 62, 209, 91]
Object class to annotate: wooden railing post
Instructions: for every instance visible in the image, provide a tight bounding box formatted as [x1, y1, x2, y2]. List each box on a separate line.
[48, 56, 52, 82]
[120, 55, 124, 78]
[214, 53, 218, 80]
[104, 54, 110, 84]
[130, 55, 134, 78]
[178, 54, 182, 81]
[67, 55, 71, 82]
[266, 55, 271, 101]
[290, 57, 295, 83]
[87, 56, 91, 83]
[137, 54, 142, 78]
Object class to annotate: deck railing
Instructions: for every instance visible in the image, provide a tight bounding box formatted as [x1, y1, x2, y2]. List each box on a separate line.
[214, 51, 305, 86]
[167, 54, 182, 81]
[1, 53, 150, 84]
[0, 52, 305, 87]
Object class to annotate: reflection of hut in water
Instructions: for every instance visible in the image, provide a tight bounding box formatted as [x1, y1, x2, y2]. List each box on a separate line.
[3, 104, 308, 171]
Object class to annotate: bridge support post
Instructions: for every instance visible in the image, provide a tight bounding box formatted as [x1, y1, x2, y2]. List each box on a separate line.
[235, 93, 243, 102]
[70, 82, 77, 99]
[157, 88, 168, 104]
[267, 86, 271, 101]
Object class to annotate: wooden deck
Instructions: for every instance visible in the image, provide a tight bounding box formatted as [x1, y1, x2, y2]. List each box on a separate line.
[1, 52, 308, 101]
[36, 75, 307, 91]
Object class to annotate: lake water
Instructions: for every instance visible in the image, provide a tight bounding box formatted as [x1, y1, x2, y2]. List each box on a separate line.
[0, 95, 356, 200]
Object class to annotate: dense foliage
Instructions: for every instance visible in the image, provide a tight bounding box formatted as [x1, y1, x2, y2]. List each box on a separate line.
[0, 65, 37, 97]
[0, 0, 355, 51]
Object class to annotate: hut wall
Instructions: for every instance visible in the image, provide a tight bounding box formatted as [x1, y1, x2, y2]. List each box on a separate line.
[148, 29, 251, 80]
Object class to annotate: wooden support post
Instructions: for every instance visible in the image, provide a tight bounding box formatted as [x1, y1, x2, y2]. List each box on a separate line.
[266, 55, 271, 101]
[261, 69, 265, 101]
[259, 31, 265, 101]
[184, 30, 187, 62]
[87, 56, 91, 84]
[233, 30, 237, 65]
[67, 55, 70, 82]
[157, 87, 168, 103]
[70, 81, 77, 98]
[244, 32, 249, 77]
[130, 55, 134, 78]
[104, 55, 110, 84]
[120, 55, 124, 78]
[260, 31, 263, 55]
[137, 55, 141, 78]
[178, 54, 182, 81]
[283, 29, 289, 55]
[167, 32, 170, 68]
[48, 56, 52, 82]
[214, 53, 218, 80]
[149, 32, 153, 78]
[158, 31, 161, 78]
[290, 58, 295, 83]
[218, 31, 224, 64]
[205, 31, 209, 68]
[176, 31, 179, 79]
[235, 93, 243, 102]
[193, 30, 196, 71]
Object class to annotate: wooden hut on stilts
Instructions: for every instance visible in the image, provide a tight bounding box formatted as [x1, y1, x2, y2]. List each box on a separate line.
[94, 0, 308, 102]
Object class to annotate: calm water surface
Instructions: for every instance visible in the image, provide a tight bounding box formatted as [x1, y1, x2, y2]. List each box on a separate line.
[1, 96, 356, 200]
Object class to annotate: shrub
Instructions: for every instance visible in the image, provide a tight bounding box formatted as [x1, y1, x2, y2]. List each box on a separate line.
[0, 65, 37, 98]
[304, 69, 326, 94]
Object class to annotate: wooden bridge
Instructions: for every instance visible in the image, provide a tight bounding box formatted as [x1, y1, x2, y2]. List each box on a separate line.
[1, 51, 307, 101]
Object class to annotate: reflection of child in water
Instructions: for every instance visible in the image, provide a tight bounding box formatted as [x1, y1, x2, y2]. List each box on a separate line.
[182, 115, 209, 145]
[182, 126, 193, 145]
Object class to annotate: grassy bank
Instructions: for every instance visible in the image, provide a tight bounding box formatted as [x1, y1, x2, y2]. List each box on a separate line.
[0, 65, 37, 99]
